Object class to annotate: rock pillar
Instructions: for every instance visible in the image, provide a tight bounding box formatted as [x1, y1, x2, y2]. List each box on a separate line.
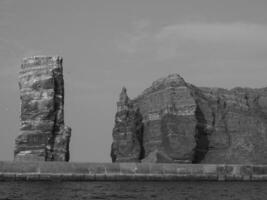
[14, 56, 71, 161]
[111, 87, 143, 162]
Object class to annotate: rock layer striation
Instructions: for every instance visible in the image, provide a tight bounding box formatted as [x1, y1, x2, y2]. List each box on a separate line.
[111, 74, 267, 164]
[111, 87, 143, 162]
[14, 56, 71, 161]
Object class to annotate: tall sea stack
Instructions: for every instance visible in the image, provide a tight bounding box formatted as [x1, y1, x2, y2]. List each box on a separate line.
[14, 56, 71, 161]
[111, 74, 267, 164]
[111, 87, 144, 162]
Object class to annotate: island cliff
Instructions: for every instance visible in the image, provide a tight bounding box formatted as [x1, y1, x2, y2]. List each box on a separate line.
[111, 74, 267, 164]
[14, 56, 71, 161]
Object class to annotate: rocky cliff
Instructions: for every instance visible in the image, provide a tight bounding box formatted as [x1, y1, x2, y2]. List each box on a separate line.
[14, 56, 71, 161]
[111, 74, 267, 164]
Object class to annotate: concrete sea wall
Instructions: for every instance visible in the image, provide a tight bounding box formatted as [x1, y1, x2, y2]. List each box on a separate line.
[0, 161, 266, 181]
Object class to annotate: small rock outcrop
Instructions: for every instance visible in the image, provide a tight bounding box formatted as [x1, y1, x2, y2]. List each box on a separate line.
[111, 74, 267, 164]
[14, 56, 71, 161]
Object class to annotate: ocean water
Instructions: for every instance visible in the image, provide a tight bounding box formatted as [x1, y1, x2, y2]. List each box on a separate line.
[0, 181, 266, 200]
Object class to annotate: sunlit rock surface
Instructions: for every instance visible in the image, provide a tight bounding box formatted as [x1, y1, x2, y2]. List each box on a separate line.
[111, 74, 267, 164]
[14, 56, 71, 161]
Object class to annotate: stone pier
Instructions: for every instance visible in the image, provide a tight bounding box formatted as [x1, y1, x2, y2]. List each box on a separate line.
[14, 56, 71, 161]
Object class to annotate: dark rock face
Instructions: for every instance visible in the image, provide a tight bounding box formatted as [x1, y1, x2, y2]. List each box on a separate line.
[199, 87, 267, 164]
[133, 75, 197, 163]
[111, 74, 267, 164]
[111, 87, 143, 162]
[14, 56, 71, 161]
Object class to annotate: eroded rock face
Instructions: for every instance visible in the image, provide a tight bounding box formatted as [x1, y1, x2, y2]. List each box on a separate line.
[199, 87, 267, 164]
[14, 56, 71, 161]
[111, 87, 144, 162]
[111, 74, 267, 164]
[133, 74, 197, 163]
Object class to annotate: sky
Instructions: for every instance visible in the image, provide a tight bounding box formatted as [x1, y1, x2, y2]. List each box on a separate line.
[0, 0, 267, 162]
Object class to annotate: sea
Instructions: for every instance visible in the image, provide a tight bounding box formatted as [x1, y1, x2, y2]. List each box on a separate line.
[0, 181, 266, 200]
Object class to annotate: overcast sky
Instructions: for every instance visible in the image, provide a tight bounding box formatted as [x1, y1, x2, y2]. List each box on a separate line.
[0, 0, 267, 162]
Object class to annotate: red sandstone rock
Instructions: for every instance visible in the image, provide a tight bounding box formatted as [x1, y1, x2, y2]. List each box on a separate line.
[141, 150, 174, 163]
[111, 74, 267, 164]
[134, 74, 197, 163]
[111, 87, 143, 162]
[14, 56, 71, 161]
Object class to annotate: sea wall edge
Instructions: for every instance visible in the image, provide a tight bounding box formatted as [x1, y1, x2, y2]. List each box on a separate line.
[0, 161, 266, 181]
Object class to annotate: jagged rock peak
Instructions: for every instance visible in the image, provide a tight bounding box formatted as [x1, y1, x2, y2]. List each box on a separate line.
[119, 86, 129, 104]
[111, 86, 143, 162]
[142, 73, 187, 95]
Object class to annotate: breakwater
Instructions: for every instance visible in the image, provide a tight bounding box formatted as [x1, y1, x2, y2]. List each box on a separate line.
[0, 161, 267, 181]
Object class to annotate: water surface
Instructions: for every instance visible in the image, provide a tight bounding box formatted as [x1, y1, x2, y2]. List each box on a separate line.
[0, 181, 266, 200]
